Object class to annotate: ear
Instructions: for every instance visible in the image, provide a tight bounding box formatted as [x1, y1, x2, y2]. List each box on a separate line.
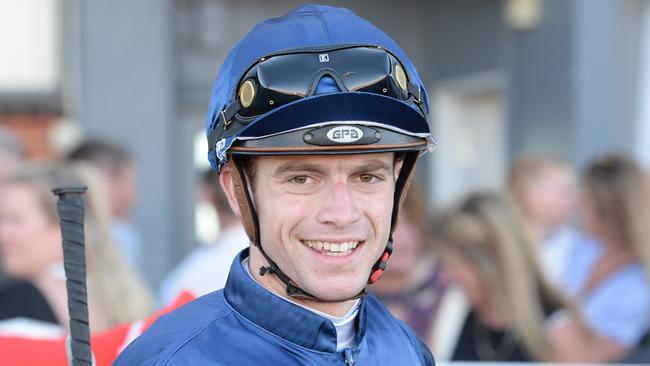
[219, 164, 242, 217]
[393, 158, 404, 181]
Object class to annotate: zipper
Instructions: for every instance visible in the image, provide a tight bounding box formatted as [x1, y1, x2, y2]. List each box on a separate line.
[344, 349, 356, 366]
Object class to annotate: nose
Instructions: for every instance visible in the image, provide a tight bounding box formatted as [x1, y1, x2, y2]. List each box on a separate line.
[316, 181, 361, 228]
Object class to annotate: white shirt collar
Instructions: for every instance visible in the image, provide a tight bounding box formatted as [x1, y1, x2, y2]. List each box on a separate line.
[242, 257, 359, 350]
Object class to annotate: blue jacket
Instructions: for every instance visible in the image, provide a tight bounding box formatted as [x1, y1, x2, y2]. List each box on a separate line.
[114, 249, 435, 365]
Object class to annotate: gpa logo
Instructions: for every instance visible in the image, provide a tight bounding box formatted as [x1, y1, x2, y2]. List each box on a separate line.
[326, 126, 363, 143]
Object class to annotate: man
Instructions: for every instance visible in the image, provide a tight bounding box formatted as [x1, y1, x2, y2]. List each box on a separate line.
[116, 5, 436, 365]
[159, 170, 248, 305]
[66, 140, 142, 268]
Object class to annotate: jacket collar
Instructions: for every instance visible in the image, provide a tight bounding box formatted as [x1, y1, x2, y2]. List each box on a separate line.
[223, 248, 367, 353]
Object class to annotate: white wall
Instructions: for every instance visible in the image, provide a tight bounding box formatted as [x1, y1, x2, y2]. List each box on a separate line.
[0, 0, 58, 92]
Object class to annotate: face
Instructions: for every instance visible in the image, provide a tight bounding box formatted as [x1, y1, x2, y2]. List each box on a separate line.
[244, 153, 400, 301]
[109, 162, 138, 219]
[579, 189, 615, 245]
[385, 210, 424, 274]
[524, 169, 577, 228]
[439, 248, 486, 308]
[0, 183, 62, 279]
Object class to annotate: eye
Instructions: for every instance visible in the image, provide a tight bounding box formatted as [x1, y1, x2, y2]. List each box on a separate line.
[291, 176, 310, 184]
[359, 174, 376, 183]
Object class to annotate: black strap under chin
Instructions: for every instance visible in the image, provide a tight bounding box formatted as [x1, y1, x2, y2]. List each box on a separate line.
[232, 156, 366, 302]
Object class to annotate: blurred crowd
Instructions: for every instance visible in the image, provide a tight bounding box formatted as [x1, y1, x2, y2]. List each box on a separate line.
[0, 124, 648, 364]
[375, 153, 650, 363]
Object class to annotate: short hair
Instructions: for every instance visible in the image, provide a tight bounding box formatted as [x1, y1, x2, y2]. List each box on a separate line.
[66, 140, 133, 175]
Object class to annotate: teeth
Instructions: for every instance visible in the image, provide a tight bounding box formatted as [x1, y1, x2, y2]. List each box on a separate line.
[303, 240, 360, 255]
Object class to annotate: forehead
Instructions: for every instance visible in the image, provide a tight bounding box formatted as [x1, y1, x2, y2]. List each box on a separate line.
[254, 152, 394, 172]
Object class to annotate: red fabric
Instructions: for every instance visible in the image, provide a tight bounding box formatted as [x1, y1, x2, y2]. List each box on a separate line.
[0, 291, 195, 366]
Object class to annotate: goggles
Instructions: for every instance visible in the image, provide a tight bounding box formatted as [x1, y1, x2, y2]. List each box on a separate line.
[213, 45, 427, 130]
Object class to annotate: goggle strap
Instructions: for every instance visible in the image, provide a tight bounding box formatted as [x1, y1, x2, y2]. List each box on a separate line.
[407, 82, 428, 115]
[207, 99, 242, 159]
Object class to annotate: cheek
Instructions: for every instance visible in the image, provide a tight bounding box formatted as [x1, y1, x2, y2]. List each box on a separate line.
[578, 202, 600, 236]
[254, 189, 305, 249]
[362, 194, 393, 232]
[443, 261, 484, 304]
[1, 218, 61, 276]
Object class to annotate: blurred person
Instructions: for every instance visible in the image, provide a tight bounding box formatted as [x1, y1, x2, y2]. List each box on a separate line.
[564, 154, 650, 360]
[0, 163, 154, 332]
[66, 140, 142, 268]
[0, 126, 26, 179]
[508, 156, 581, 285]
[159, 169, 247, 305]
[369, 183, 448, 349]
[0, 126, 45, 318]
[115, 5, 435, 365]
[431, 191, 599, 362]
[0, 291, 196, 366]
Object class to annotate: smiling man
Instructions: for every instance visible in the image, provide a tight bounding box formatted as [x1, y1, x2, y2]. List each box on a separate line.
[116, 5, 435, 365]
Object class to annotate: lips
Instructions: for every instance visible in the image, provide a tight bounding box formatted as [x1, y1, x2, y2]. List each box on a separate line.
[302, 240, 361, 256]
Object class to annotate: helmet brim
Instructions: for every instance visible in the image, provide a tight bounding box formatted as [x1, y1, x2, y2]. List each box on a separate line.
[230, 91, 431, 155]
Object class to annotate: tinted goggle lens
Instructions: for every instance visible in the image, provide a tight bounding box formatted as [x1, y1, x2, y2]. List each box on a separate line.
[237, 47, 411, 118]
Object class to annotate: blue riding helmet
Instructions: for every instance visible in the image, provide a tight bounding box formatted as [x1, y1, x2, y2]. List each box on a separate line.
[205, 4, 435, 299]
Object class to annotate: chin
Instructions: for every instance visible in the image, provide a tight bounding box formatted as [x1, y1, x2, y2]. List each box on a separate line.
[308, 281, 366, 301]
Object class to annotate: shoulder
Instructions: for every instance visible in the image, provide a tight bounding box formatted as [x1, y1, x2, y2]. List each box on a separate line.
[582, 263, 650, 346]
[114, 290, 232, 366]
[586, 263, 650, 308]
[0, 280, 57, 324]
[562, 236, 602, 293]
[364, 294, 435, 365]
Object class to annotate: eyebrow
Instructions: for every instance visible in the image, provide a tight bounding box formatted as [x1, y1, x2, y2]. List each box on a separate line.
[273, 158, 393, 177]
[273, 162, 327, 177]
[350, 159, 393, 175]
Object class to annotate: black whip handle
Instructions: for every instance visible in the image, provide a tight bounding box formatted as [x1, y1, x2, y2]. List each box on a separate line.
[52, 186, 92, 366]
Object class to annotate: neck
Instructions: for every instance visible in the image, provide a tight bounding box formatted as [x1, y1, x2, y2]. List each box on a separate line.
[248, 247, 356, 317]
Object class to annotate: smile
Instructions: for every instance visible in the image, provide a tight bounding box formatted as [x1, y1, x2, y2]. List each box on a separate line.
[302, 240, 361, 257]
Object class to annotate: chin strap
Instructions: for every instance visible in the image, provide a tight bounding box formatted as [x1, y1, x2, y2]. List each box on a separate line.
[229, 156, 332, 300]
[367, 151, 418, 284]
[229, 151, 418, 301]
[368, 237, 393, 284]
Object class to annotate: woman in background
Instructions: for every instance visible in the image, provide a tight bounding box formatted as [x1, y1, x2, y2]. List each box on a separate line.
[0, 163, 154, 331]
[508, 156, 580, 286]
[369, 183, 448, 351]
[566, 154, 650, 360]
[431, 191, 597, 362]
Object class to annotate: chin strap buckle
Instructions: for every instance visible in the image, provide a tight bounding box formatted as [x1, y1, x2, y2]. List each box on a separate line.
[259, 264, 278, 276]
[368, 237, 393, 284]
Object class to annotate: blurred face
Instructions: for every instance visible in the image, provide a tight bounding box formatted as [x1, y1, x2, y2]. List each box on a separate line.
[524, 169, 577, 229]
[579, 189, 614, 245]
[250, 153, 400, 301]
[0, 184, 62, 279]
[109, 162, 137, 219]
[440, 248, 486, 308]
[386, 210, 424, 274]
